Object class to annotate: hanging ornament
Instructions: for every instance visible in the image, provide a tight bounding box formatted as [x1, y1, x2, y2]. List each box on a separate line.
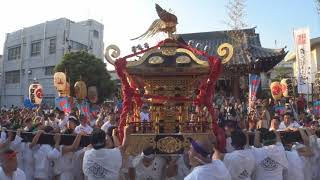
[54, 72, 66, 93]
[280, 79, 288, 97]
[74, 81, 87, 100]
[270, 81, 282, 100]
[29, 82, 43, 105]
[88, 86, 98, 103]
[59, 82, 70, 97]
[281, 79, 294, 97]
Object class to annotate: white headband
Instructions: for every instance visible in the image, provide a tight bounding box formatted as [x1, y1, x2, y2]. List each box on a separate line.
[141, 152, 155, 159]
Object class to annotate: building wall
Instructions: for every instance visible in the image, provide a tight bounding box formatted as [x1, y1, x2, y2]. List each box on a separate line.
[0, 18, 104, 107]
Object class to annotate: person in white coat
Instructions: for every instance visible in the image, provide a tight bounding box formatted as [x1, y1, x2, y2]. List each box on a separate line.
[215, 130, 255, 180]
[165, 151, 191, 180]
[185, 137, 231, 180]
[0, 148, 26, 180]
[128, 147, 167, 180]
[31, 127, 60, 180]
[82, 126, 131, 180]
[251, 129, 288, 180]
[10, 129, 37, 180]
[50, 132, 83, 180]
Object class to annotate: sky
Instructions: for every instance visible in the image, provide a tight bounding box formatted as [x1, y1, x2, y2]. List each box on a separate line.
[0, 0, 319, 69]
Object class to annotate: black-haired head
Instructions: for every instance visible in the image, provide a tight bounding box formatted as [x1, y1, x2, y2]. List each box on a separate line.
[91, 128, 106, 150]
[231, 130, 247, 150]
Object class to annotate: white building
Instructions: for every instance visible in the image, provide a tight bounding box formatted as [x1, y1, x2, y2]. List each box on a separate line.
[0, 18, 104, 107]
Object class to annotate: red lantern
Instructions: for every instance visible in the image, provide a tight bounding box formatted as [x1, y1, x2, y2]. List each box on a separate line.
[270, 82, 282, 100]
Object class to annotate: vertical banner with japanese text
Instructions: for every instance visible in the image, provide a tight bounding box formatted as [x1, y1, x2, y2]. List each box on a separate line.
[294, 28, 313, 94]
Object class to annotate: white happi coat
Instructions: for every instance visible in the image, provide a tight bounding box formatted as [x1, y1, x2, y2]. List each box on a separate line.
[50, 146, 75, 180]
[0, 167, 26, 180]
[308, 136, 320, 180]
[10, 135, 37, 180]
[168, 155, 191, 180]
[73, 148, 88, 180]
[83, 148, 122, 180]
[131, 155, 166, 180]
[33, 144, 58, 180]
[251, 142, 288, 180]
[223, 149, 255, 180]
[283, 150, 304, 180]
[184, 160, 231, 180]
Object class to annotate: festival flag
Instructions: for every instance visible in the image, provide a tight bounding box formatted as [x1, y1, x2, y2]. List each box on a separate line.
[294, 28, 315, 94]
[249, 74, 261, 102]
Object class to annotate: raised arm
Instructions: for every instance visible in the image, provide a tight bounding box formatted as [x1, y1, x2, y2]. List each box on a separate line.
[297, 128, 314, 157]
[53, 133, 61, 150]
[62, 133, 83, 155]
[243, 130, 250, 148]
[298, 128, 309, 146]
[10, 129, 23, 151]
[254, 130, 261, 147]
[273, 130, 281, 143]
[112, 129, 121, 147]
[119, 125, 133, 156]
[305, 128, 319, 149]
[29, 130, 44, 148]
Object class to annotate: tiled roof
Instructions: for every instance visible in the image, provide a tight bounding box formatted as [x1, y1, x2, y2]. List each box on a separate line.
[179, 28, 287, 72]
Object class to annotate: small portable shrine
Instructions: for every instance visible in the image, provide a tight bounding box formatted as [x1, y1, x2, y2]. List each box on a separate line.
[105, 4, 234, 155]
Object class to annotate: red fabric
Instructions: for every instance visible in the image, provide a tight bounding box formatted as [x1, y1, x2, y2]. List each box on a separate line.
[115, 58, 134, 141]
[114, 42, 164, 141]
[193, 55, 226, 152]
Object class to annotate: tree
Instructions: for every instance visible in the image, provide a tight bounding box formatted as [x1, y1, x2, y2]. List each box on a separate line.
[55, 51, 115, 103]
[226, 0, 248, 30]
[272, 66, 292, 81]
[316, 0, 320, 15]
[225, 0, 248, 46]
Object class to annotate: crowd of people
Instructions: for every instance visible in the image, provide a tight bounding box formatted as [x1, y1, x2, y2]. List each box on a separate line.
[0, 93, 319, 180]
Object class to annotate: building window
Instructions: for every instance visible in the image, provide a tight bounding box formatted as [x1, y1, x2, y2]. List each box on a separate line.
[45, 66, 55, 75]
[93, 30, 99, 38]
[5, 70, 20, 84]
[49, 38, 56, 54]
[69, 40, 88, 51]
[31, 41, 41, 56]
[8, 46, 21, 60]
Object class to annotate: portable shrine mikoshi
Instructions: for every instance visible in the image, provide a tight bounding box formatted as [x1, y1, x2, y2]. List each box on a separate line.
[105, 4, 234, 155]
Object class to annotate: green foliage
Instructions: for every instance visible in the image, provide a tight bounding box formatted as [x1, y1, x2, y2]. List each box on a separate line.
[316, 0, 320, 15]
[272, 67, 292, 81]
[55, 51, 115, 103]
